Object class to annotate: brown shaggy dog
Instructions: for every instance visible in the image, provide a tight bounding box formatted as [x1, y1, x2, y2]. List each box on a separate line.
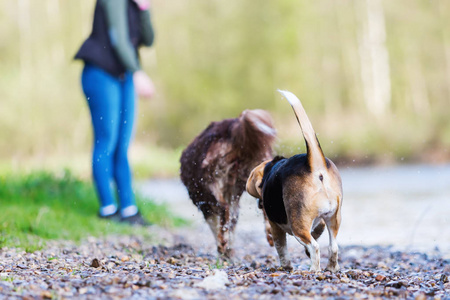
[180, 109, 276, 259]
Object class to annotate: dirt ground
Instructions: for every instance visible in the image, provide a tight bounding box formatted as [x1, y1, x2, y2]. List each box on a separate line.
[0, 231, 449, 299]
[1, 164, 450, 299]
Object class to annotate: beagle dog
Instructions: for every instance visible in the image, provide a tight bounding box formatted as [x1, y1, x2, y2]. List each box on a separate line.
[246, 90, 343, 272]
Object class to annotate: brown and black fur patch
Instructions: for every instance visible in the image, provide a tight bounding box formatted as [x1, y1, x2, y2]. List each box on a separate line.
[180, 109, 276, 258]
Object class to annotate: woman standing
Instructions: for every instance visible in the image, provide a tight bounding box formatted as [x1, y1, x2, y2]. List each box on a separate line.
[75, 0, 154, 225]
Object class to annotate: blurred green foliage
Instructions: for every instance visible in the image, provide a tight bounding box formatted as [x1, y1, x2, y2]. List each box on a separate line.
[0, 0, 449, 177]
[0, 171, 187, 251]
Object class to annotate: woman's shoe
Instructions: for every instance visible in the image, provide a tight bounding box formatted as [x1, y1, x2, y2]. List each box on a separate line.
[120, 212, 152, 226]
[98, 210, 121, 222]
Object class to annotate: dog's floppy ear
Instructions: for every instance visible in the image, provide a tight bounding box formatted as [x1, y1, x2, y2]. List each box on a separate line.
[246, 160, 271, 199]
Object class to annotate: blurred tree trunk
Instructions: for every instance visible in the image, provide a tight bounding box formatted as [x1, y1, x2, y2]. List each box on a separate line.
[357, 0, 391, 117]
[436, 0, 450, 104]
[80, 0, 93, 38]
[322, 0, 343, 116]
[405, 45, 429, 114]
[18, 0, 32, 87]
[331, 0, 361, 112]
[47, 0, 65, 67]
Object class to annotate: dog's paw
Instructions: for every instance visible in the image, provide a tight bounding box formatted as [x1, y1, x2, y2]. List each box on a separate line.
[217, 248, 235, 264]
[309, 265, 321, 273]
[280, 264, 293, 272]
[217, 255, 234, 266]
[325, 263, 340, 273]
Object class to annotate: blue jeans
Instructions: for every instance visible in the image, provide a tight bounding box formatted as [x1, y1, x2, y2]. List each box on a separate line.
[81, 63, 136, 213]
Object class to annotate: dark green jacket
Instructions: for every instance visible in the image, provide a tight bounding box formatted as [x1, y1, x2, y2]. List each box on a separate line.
[75, 0, 154, 77]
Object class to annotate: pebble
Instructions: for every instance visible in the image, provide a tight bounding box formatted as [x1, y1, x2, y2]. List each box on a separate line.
[90, 258, 100, 268]
[376, 274, 387, 281]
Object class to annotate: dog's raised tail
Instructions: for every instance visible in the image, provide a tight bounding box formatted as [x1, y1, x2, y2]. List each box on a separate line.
[278, 90, 327, 172]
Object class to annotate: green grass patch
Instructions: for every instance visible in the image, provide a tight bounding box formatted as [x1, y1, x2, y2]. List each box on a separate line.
[0, 171, 187, 251]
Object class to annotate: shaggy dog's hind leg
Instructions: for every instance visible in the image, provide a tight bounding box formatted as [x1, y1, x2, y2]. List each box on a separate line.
[217, 207, 234, 260]
[205, 213, 220, 245]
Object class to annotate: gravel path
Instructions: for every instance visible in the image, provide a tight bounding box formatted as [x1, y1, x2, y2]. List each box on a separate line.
[1, 164, 450, 299]
[0, 235, 449, 299]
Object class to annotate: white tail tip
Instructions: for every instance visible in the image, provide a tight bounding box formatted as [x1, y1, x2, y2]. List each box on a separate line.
[277, 89, 301, 107]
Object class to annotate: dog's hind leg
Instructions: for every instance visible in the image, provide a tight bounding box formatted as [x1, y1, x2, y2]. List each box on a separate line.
[304, 218, 326, 258]
[225, 198, 240, 258]
[256, 199, 274, 247]
[217, 207, 234, 260]
[292, 223, 321, 272]
[312, 219, 326, 240]
[205, 212, 234, 261]
[263, 209, 274, 247]
[324, 208, 342, 272]
[269, 221, 292, 271]
[205, 214, 220, 244]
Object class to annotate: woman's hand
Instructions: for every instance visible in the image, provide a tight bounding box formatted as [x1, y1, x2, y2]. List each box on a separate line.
[132, 0, 150, 10]
[133, 70, 155, 99]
